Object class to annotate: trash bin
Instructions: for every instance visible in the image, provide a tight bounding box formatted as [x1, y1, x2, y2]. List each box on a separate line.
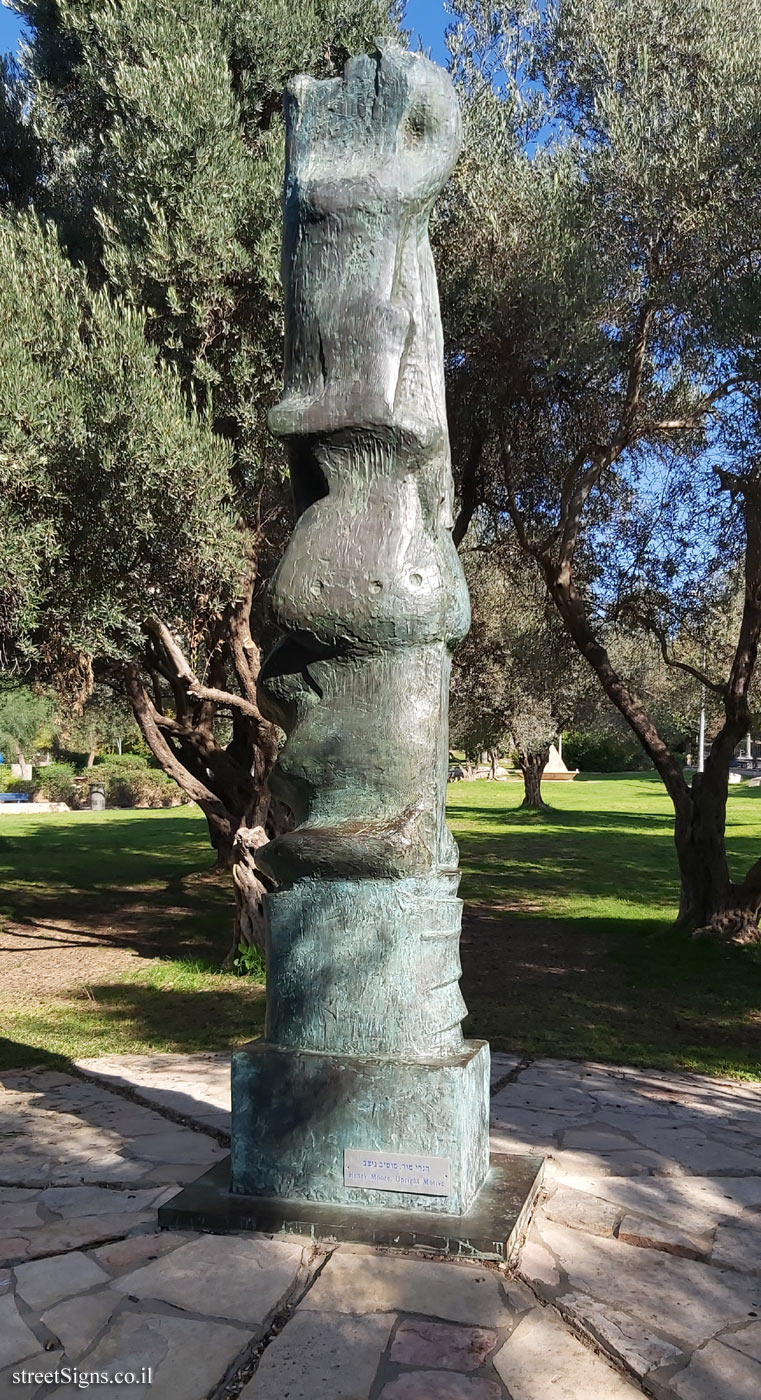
[90, 784, 106, 811]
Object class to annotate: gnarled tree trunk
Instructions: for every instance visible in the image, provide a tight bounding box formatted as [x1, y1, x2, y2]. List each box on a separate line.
[519, 748, 550, 810]
[15, 747, 32, 781]
[118, 546, 292, 961]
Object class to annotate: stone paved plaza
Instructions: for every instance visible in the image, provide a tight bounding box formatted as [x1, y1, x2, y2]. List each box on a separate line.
[0, 1053, 759, 1398]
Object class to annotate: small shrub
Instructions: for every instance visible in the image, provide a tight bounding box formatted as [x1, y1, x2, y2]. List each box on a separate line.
[233, 943, 266, 980]
[5, 777, 35, 798]
[33, 762, 77, 804]
[78, 762, 187, 808]
[126, 768, 185, 807]
[94, 752, 149, 769]
[562, 730, 649, 773]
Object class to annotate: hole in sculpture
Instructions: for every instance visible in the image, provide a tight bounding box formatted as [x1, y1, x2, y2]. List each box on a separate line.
[289, 440, 329, 517]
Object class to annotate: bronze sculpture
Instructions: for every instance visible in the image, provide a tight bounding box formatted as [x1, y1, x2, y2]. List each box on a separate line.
[231, 42, 490, 1214]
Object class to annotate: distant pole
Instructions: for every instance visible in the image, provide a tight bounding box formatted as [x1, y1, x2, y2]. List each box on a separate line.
[745, 732, 752, 763]
[557, 733, 563, 760]
[698, 641, 707, 773]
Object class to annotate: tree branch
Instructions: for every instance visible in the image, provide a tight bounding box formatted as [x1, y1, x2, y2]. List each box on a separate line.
[142, 616, 262, 720]
[122, 663, 224, 811]
[651, 629, 726, 696]
[452, 427, 486, 548]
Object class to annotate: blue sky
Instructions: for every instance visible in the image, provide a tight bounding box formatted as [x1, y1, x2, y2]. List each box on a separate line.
[0, 4, 23, 54]
[0, 3, 450, 59]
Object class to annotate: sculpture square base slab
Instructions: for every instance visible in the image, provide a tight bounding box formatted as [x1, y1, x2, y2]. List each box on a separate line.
[157, 1152, 545, 1262]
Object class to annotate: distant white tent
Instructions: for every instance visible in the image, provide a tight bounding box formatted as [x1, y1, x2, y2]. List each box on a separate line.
[542, 743, 578, 782]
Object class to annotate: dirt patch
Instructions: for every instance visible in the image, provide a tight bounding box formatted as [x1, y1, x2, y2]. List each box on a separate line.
[0, 880, 234, 1006]
[461, 901, 612, 997]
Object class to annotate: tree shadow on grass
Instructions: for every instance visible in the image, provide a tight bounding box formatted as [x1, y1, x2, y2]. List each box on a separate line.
[0, 812, 213, 894]
[0, 811, 234, 966]
[461, 902, 761, 1075]
[3, 980, 266, 1071]
[448, 804, 674, 832]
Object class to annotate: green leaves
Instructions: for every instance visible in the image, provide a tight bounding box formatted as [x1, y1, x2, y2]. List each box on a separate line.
[0, 0, 402, 682]
[0, 212, 239, 664]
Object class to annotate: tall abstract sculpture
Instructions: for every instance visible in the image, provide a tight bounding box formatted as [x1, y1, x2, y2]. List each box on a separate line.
[230, 42, 491, 1216]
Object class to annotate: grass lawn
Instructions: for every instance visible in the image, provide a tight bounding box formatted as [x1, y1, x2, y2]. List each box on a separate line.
[454, 775, 761, 1077]
[1, 775, 761, 1075]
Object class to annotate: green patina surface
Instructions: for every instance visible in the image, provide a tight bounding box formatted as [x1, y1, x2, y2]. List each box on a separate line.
[233, 44, 490, 1212]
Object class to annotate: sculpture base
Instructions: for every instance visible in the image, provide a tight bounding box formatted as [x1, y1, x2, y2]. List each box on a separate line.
[230, 1039, 490, 1214]
[158, 1152, 544, 1263]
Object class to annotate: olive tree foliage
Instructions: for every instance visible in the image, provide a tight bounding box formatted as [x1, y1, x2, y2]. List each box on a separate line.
[0, 0, 401, 953]
[56, 685, 141, 764]
[0, 683, 56, 779]
[450, 543, 592, 806]
[439, 0, 761, 934]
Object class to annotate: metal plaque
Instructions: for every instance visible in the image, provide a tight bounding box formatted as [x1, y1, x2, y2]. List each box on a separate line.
[344, 1149, 451, 1196]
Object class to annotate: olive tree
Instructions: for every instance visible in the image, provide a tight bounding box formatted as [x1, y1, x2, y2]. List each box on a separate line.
[440, 0, 761, 935]
[451, 543, 592, 806]
[0, 0, 401, 952]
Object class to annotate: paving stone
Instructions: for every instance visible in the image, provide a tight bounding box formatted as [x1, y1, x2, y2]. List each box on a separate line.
[126, 1164, 210, 1185]
[711, 1223, 761, 1273]
[112, 1233, 303, 1325]
[490, 1053, 523, 1082]
[48, 1158, 152, 1186]
[489, 1126, 542, 1157]
[75, 1052, 231, 1111]
[0, 1189, 37, 1202]
[0, 1295, 42, 1370]
[0, 1351, 63, 1400]
[679, 1177, 761, 1211]
[724, 1318, 761, 1361]
[566, 1176, 736, 1233]
[39, 1186, 164, 1218]
[124, 1131, 225, 1164]
[536, 1219, 761, 1349]
[0, 1161, 52, 1188]
[618, 1214, 711, 1260]
[390, 1319, 497, 1370]
[519, 1237, 561, 1288]
[45, 1311, 248, 1400]
[378, 1375, 502, 1400]
[520, 1060, 591, 1079]
[14, 1252, 109, 1311]
[502, 1277, 537, 1314]
[669, 1338, 761, 1399]
[630, 1126, 761, 1174]
[92, 1231, 194, 1273]
[0, 1203, 41, 1229]
[494, 1306, 642, 1397]
[562, 1128, 638, 1152]
[301, 1251, 508, 1326]
[549, 1148, 678, 1180]
[542, 1186, 620, 1237]
[6, 1211, 159, 1260]
[559, 1293, 683, 1378]
[490, 1084, 593, 1114]
[0, 1240, 31, 1267]
[239, 1309, 393, 1400]
[489, 1107, 579, 1139]
[42, 1290, 120, 1358]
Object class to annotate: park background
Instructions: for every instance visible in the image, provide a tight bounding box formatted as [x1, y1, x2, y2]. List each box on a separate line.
[2, 0, 761, 1084]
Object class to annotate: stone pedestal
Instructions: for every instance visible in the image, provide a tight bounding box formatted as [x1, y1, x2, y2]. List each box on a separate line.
[231, 1039, 490, 1214]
